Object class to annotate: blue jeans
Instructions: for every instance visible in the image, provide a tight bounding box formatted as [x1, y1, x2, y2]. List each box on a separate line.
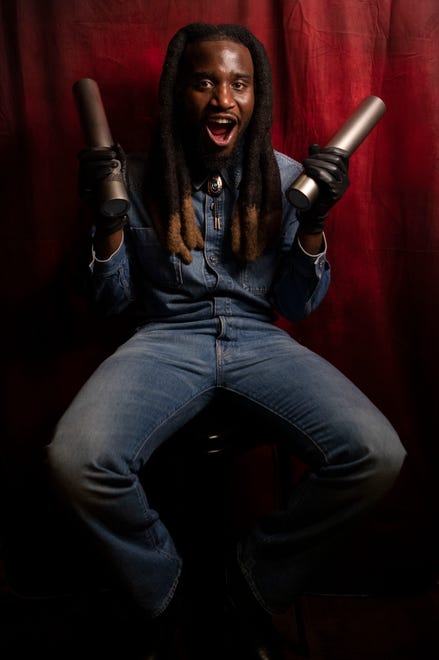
[47, 317, 406, 616]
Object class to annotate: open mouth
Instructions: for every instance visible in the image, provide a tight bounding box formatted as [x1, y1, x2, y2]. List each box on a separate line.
[205, 117, 237, 148]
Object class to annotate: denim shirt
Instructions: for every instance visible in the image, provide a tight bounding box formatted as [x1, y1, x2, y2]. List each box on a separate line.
[90, 150, 330, 324]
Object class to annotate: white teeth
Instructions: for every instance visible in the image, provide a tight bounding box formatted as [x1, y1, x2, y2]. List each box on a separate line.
[214, 118, 233, 124]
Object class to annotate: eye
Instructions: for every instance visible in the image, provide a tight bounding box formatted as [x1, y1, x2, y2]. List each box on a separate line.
[232, 80, 249, 91]
[194, 79, 214, 91]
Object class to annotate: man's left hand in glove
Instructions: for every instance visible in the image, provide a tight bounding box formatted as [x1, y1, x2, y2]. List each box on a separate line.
[296, 144, 350, 236]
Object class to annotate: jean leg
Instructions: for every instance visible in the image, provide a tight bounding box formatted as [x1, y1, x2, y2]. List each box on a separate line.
[220, 320, 406, 613]
[47, 323, 216, 616]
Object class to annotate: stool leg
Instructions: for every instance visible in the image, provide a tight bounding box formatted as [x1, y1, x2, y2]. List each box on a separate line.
[179, 436, 236, 659]
[275, 445, 310, 657]
[290, 597, 310, 657]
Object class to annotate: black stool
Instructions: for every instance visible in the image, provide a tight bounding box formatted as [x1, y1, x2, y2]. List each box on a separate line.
[144, 393, 310, 657]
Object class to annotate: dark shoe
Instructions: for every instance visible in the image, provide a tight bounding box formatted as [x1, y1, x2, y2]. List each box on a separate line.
[135, 603, 188, 660]
[225, 559, 286, 660]
[138, 645, 162, 660]
[227, 603, 286, 660]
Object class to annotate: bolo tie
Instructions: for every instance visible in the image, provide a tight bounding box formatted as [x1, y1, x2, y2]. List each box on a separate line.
[207, 174, 223, 230]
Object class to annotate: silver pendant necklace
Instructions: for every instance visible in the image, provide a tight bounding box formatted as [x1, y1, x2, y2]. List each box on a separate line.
[207, 175, 223, 230]
[207, 175, 223, 197]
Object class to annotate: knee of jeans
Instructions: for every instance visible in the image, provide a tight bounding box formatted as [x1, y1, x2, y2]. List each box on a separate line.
[46, 436, 83, 501]
[329, 417, 406, 495]
[375, 430, 406, 491]
[46, 420, 104, 505]
[357, 425, 407, 500]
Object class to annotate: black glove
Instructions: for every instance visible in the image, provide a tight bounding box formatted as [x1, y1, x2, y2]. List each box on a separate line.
[297, 144, 350, 234]
[77, 143, 128, 235]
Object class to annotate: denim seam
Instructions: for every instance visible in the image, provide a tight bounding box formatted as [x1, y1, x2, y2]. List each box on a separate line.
[129, 387, 216, 467]
[219, 386, 330, 465]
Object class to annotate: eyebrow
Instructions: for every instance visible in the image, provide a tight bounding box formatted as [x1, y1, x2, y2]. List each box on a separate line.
[191, 71, 253, 80]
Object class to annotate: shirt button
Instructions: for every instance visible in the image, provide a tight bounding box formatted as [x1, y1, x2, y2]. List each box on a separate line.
[209, 255, 216, 264]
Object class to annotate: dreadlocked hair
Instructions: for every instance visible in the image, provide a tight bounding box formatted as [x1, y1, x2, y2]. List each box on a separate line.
[147, 22, 282, 264]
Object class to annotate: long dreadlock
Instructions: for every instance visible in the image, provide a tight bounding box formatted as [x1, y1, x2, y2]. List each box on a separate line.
[147, 22, 282, 264]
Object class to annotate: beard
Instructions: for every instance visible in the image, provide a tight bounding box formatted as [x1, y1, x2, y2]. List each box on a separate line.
[197, 139, 244, 174]
[181, 127, 246, 177]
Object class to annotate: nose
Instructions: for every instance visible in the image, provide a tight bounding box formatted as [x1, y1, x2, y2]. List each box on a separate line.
[211, 82, 234, 109]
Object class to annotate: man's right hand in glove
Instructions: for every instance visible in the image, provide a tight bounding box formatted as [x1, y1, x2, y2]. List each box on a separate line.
[77, 143, 128, 238]
[77, 143, 129, 259]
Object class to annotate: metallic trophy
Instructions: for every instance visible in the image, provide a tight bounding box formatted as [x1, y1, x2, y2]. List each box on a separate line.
[287, 95, 386, 210]
[72, 78, 130, 217]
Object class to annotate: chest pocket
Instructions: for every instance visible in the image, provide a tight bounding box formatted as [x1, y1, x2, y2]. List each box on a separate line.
[238, 249, 276, 295]
[129, 226, 183, 288]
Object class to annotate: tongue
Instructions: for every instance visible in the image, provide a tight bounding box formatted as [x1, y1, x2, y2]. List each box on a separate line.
[210, 124, 228, 138]
[207, 122, 232, 146]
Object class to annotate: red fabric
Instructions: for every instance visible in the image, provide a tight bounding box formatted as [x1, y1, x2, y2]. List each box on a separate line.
[1, 1, 439, 585]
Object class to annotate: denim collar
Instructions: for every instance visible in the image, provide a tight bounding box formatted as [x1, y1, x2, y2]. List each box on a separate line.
[191, 160, 243, 193]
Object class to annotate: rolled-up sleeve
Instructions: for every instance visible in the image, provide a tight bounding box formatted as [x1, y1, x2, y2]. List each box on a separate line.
[271, 233, 330, 322]
[89, 234, 135, 315]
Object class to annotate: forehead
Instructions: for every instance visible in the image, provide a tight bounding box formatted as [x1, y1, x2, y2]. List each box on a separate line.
[182, 39, 254, 76]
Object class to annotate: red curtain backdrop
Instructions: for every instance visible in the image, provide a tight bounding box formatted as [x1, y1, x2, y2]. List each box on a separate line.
[1, 0, 438, 589]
